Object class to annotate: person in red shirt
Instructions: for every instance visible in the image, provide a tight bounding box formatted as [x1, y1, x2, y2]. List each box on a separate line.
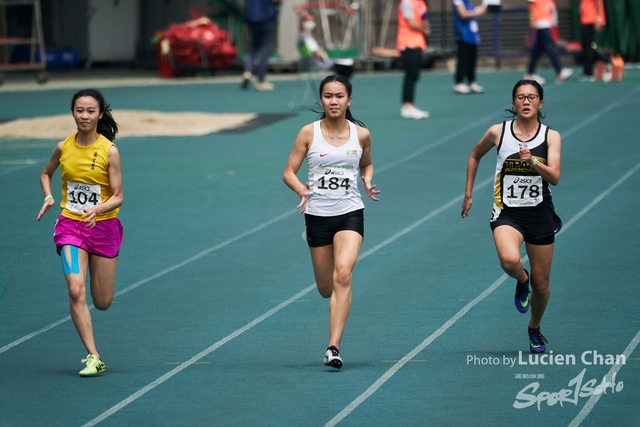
[578, 0, 612, 82]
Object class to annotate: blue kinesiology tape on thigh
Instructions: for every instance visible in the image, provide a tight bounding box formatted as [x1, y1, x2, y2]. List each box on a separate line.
[62, 245, 80, 276]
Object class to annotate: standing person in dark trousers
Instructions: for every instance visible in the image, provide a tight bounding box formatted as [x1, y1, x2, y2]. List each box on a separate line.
[462, 80, 562, 354]
[452, 0, 487, 94]
[241, 0, 282, 91]
[578, 0, 612, 82]
[283, 75, 380, 369]
[397, 0, 430, 119]
[36, 89, 124, 376]
[525, 0, 573, 85]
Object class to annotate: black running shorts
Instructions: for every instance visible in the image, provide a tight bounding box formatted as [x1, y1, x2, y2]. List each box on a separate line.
[304, 209, 364, 247]
[490, 203, 562, 245]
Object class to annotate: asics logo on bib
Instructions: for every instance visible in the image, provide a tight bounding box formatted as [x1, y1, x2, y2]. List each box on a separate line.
[324, 169, 345, 176]
[73, 184, 93, 192]
[513, 177, 534, 184]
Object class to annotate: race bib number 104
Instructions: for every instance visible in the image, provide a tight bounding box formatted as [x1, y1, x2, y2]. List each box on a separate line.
[66, 182, 102, 213]
[503, 175, 543, 207]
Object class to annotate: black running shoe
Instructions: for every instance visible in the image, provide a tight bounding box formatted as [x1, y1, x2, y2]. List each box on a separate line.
[323, 346, 343, 369]
[515, 269, 530, 313]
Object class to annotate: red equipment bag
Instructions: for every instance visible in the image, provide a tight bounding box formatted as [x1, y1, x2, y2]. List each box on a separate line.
[162, 14, 237, 70]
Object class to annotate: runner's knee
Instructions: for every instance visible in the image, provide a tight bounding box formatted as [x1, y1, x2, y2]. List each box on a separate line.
[499, 257, 522, 275]
[93, 298, 112, 311]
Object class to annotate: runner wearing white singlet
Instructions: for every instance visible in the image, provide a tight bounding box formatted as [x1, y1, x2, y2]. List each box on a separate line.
[305, 120, 364, 216]
[283, 75, 380, 369]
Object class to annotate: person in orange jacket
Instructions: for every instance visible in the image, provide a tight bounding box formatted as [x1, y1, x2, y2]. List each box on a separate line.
[397, 0, 431, 119]
[578, 0, 613, 82]
[525, 0, 573, 85]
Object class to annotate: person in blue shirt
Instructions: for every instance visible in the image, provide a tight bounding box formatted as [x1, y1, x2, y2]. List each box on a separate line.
[452, 0, 487, 93]
[241, 0, 282, 91]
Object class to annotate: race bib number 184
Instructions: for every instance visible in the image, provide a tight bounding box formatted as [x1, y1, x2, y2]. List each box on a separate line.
[313, 166, 352, 199]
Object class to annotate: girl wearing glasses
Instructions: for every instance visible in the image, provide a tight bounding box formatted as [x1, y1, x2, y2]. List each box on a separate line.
[461, 79, 562, 354]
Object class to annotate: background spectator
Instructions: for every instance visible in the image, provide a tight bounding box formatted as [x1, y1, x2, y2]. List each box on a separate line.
[241, 0, 282, 91]
[452, 0, 487, 94]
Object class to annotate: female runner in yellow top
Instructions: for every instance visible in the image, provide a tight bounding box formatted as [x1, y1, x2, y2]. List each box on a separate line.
[37, 88, 123, 376]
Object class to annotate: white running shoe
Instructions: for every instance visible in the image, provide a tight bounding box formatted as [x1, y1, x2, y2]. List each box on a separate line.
[453, 83, 471, 94]
[324, 346, 343, 369]
[469, 82, 484, 93]
[401, 106, 429, 120]
[577, 74, 595, 82]
[602, 64, 612, 83]
[556, 68, 574, 83]
[240, 71, 252, 89]
[412, 107, 430, 119]
[524, 74, 546, 85]
[400, 106, 414, 119]
[255, 81, 275, 91]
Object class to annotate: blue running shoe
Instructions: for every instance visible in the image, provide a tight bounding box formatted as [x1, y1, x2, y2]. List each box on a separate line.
[529, 327, 548, 353]
[515, 269, 530, 313]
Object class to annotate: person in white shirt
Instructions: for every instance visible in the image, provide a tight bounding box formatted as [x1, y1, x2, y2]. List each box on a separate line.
[298, 12, 354, 79]
[283, 75, 380, 369]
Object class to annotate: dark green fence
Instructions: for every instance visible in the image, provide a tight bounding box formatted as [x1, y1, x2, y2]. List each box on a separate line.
[572, 0, 640, 61]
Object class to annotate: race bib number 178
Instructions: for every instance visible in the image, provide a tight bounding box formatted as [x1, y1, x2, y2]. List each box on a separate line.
[503, 175, 543, 207]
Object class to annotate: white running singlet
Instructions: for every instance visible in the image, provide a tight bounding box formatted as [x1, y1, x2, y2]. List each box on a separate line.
[305, 120, 364, 216]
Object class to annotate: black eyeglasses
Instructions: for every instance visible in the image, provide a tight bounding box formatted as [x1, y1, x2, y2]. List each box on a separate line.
[514, 94, 540, 102]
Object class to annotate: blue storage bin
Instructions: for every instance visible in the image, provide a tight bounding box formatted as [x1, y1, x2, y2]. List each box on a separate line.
[11, 46, 78, 68]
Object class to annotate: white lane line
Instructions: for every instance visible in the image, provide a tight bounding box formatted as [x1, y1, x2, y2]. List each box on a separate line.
[1, 109, 496, 355]
[79, 177, 494, 427]
[324, 273, 512, 427]
[375, 113, 497, 174]
[565, 164, 640, 427]
[323, 161, 640, 427]
[559, 164, 640, 234]
[561, 85, 640, 139]
[80, 284, 317, 427]
[568, 328, 640, 427]
[10, 80, 635, 422]
[0, 209, 295, 355]
[324, 85, 640, 425]
[0, 161, 43, 176]
[0, 159, 38, 164]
